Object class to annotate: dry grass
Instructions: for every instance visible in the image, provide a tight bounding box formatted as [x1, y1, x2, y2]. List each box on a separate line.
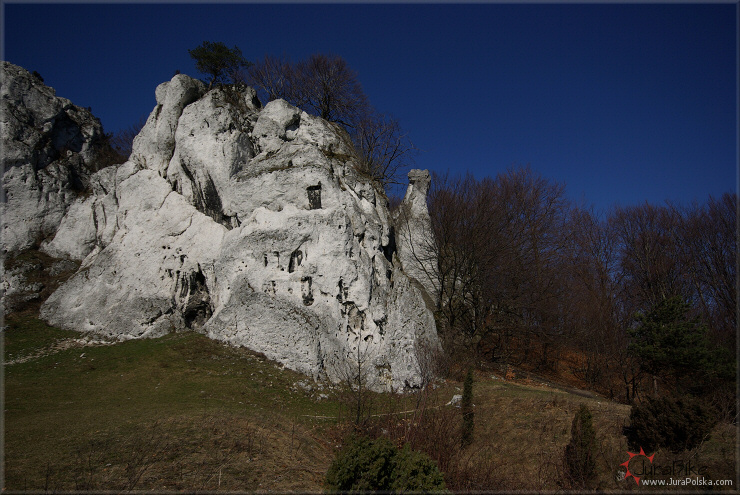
[436, 377, 633, 490]
[342, 371, 736, 492]
[12, 412, 333, 492]
[3, 317, 736, 492]
[3, 316, 337, 492]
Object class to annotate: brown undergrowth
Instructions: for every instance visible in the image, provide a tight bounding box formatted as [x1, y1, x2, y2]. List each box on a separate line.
[13, 412, 331, 492]
[4, 318, 736, 492]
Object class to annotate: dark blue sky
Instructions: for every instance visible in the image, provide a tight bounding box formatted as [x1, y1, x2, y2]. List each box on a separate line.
[3, 3, 737, 211]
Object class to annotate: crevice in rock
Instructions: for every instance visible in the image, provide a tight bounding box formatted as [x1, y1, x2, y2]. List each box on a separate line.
[145, 310, 163, 325]
[342, 303, 364, 335]
[307, 183, 322, 209]
[196, 173, 230, 227]
[262, 280, 276, 295]
[286, 121, 299, 134]
[374, 315, 387, 336]
[336, 279, 348, 303]
[175, 265, 213, 330]
[49, 113, 84, 154]
[301, 276, 314, 306]
[288, 249, 303, 273]
[383, 225, 397, 264]
[178, 161, 232, 229]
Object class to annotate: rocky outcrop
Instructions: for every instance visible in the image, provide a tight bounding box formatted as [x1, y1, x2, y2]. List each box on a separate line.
[1, 250, 79, 314]
[394, 169, 439, 306]
[26, 70, 440, 391]
[0, 61, 109, 255]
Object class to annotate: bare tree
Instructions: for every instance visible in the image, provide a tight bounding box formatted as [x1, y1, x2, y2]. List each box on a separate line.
[333, 331, 380, 427]
[609, 203, 688, 316]
[247, 54, 300, 104]
[493, 167, 572, 368]
[674, 194, 736, 348]
[294, 54, 370, 127]
[413, 337, 447, 389]
[423, 167, 572, 369]
[425, 172, 492, 360]
[353, 112, 416, 188]
[564, 207, 644, 402]
[247, 52, 414, 190]
[110, 115, 147, 160]
[421, 165, 733, 404]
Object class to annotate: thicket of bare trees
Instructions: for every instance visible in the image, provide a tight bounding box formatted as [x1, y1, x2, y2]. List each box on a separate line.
[248, 53, 415, 189]
[247, 55, 296, 103]
[423, 167, 572, 369]
[249, 54, 368, 128]
[405, 167, 736, 407]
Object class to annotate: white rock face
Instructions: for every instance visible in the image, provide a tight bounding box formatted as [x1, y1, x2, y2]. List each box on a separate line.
[394, 169, 439, 306]
[41, 166, 119, 260]
[24, 70, 440, 390]
[130, 75, 207, 177]
[1, 61, 107, 255]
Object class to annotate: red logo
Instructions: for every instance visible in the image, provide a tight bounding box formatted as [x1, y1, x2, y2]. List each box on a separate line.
[621, 447, 655, 485]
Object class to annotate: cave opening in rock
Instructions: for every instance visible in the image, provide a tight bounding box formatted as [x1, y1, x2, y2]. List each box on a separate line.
[288, 249, 303, 272]
[307, 183, 322, 209]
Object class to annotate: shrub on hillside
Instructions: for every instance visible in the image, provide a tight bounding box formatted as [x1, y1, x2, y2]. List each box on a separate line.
[325, 435, 448, 493]
[623, 395, 717, 453]
[563, 404, 597, 489]
[325, 436, 396, 492]
[392, 445, 448, 493]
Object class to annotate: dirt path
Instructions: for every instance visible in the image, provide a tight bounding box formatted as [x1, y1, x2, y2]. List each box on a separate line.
[4, 335, 118, 365]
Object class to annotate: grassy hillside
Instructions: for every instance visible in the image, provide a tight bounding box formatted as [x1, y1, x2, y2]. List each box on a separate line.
[3, 314, 736, 492]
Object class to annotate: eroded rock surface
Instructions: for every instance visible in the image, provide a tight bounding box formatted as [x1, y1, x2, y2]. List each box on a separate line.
[394, 169, 439, 306]
[4, 64, 440, 390]
[1, 61, 109, 255]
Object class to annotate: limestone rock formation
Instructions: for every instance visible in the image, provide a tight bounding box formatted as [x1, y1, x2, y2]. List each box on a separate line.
[1, 63, 440, 390]
[14, 69, 442, 390]
[394, 169, 439, 306]
[1, 250, 79, 314]
[0, 61, 109, 255]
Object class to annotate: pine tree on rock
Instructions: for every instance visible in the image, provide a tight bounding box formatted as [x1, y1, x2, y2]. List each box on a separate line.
[188, 41, 251, 89]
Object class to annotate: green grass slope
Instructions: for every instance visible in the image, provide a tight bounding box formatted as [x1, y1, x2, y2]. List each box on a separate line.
[3, 315, 735, 492]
